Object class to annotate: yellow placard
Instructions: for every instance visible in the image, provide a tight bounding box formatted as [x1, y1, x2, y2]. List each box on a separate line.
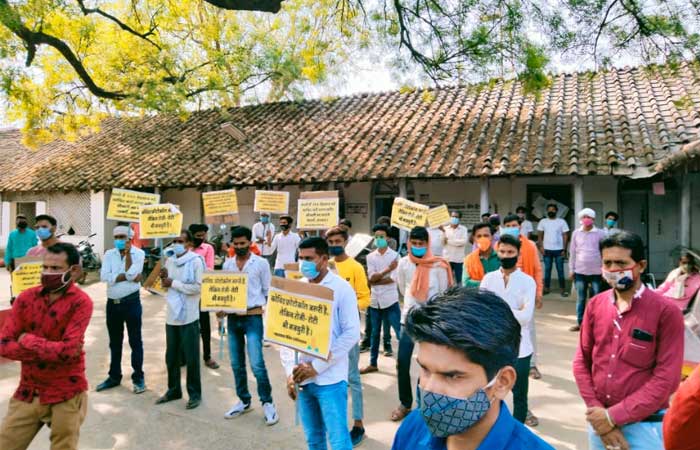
[139, 204, 183, 239]
[391, 197, 429, 231]
[107, 188, 160, 222]
[200, 272, 248, 313]
[254, 190, 290, 215]
[297, 198, 339, 230]
[264, 278, 334, 360]
[11, 258, 43, 296]
[285, 271, 304, 281]
[202, 189, 239, 217]
[428, 204, 451, 228]
[143, 261, 167, 296]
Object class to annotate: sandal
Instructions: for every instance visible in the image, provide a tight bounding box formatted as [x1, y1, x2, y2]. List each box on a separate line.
[529, 366, 542, 380]
[525, 410, 539, 427]
[205, 359, 220, 369]
[391, 405, 411, 422]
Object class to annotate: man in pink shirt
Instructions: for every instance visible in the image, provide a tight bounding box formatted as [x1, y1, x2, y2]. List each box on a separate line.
[26, 214, 61, 257]
[189, 224, 219, 369]
[573, 231, 684, 450]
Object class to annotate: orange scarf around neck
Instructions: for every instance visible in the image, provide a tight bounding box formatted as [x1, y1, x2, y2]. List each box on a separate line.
[408, 242, 454, 301]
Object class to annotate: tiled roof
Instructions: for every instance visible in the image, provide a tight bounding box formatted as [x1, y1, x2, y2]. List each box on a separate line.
[656, 139, 700, 173]
[2, 61, 700, 192]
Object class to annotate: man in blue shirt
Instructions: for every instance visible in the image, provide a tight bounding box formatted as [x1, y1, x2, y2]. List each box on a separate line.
[4, 214, 37, 271]
[392, 287, 554, 450]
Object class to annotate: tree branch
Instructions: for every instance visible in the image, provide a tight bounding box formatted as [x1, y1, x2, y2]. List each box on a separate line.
[75, 0, 161, 50]
[202, 0, 284, 13]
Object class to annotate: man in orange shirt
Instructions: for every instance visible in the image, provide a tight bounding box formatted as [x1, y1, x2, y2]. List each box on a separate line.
[663, 364, 700, 450]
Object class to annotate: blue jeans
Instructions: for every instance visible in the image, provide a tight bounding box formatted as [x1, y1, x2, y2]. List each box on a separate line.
[574, 274, 603, 325]
[543, 249, 566, 290]
[369, 303, 401, 367]
[361, 308, 392, 350]
[347, 344, 363, 421]
[298, 381, 352, 450]
[106, 291, 144, 383]
[587, 421, 663, 450]
[449, 262, 463, 286]
[274, 269, 285, 278]
[227, 314, 273, 405]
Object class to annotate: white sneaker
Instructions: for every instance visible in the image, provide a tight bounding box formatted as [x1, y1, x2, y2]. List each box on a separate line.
[263, 402, 279, 426]
[224, 401, 252, 419]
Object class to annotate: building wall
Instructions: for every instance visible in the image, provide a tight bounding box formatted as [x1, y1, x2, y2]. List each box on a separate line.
[342, 182, 372, 233]
[690, 173, 700, 251]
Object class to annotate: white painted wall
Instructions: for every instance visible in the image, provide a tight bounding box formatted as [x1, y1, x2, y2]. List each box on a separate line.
[90, 191, 106, 255]
[342, 182, 371, 233]
[162, 188, 202, 229]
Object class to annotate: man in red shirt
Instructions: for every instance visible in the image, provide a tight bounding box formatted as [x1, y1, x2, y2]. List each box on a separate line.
[663, 364, 700, 450]
[573, 231, 684, 450]
[0, 243, 93, 450]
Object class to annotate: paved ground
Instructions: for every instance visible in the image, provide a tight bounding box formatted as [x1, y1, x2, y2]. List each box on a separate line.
[0, 272, 588, 450]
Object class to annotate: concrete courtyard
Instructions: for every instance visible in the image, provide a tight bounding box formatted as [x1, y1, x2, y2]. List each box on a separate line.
[0, 272, 588, 449]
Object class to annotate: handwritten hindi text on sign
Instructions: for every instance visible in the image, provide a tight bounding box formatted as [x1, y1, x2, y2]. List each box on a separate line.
[427, 204, 451, 228]
[200, 272, 248, 313]
[107, 188, 160, 222]
[297, 198, 339, 230]
[139, 204, 183, 239]
[11, 259, 43, 296]
[391, 197, 429, 231]
[253, 191, 290, 215]
[202, 189, 239, 217]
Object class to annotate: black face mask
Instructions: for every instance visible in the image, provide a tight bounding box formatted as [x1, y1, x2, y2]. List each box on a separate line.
[193, 238, 204, 247]
[17, 222, 27, 229]
[280, 224, 290, 231]
[547, 211, 557, 218]
[234, 247, 249, 257]
[499, 256, 518, 270]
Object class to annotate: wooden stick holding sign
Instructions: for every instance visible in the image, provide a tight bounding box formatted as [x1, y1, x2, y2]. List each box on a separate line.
[297, 191, 339, 231]
[200, 272, 248, 314]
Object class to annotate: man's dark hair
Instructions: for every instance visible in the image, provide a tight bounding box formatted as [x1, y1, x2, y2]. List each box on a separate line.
[47, 242, 80, 266]
[339, 218, 352, 228]
[188, 223, 209, 234]
[372, 223, 390, 234]
[503, 214, 520, 226]
[600, 231, 645, 262]
[488, 214, 501, 227]
[406, 286, 521, 379]
[35, 214, 57, 226]
[472, 222, 492, 235]
[299, 237, 329, 256]
[481, 213, 490, 220]
[451, 211, 463, 219]
[409, 226, 429, 241]
[280, 215, 294, 224]
[326, 226, 349, 241]
[515, 206, 527, 214]
[377, 216, 391, 225]
[16, 214, 27, 220]
[605, 211, 619, 221]
[180, 229, 193, 242]
[498, 233, 521, 251]
[546, 203, 558, 211]
[231, 226, 252, 241]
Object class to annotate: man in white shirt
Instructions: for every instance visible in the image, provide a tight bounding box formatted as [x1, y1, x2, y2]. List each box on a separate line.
[361, 224, 400, 374]
[271, 215, 301, 277]
[220, 226, 278, 426]
[97, 225, 146, 394]
[428, 227, 445, 256]
[280, 237, 360, 450]
[481, 233, 537, 427]
[516, 206, 534, 239]
[537, 203, 570, 296]
[252, 212, 275, 264]
[443, 211, 468, 282]
[391, 226, 452, 422]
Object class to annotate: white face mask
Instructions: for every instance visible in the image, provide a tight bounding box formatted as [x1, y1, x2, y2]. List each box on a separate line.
[602, 265, 637, 291]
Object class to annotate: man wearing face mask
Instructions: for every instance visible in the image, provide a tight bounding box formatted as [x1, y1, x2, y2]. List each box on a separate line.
[568, 209, 606, 332]
[156, 230, 205, 410]
[280, 237, 361, 450]
[391, 226, 453, 422]
[516, 206, 534, 239]
[537, 203, 569, 296]
[252, 212, 275, 265]
[0, 243, 93, 450]
[27, 214, 60, 257]
[4, 214, 37, 272]
[326, 226, 371, 446]
[573, 232, 684, 450]
[463, 223, 500, 288]
[220, 226, 278, 425]
[97, 226, 146, 394]
[270, 215, 301, 278]
[188, 224, 219, 370]
[604, 211, 621, 236]
[480, 234, 538, 427]
[391, 286, 553, 450]
[443, 211, 468, 282]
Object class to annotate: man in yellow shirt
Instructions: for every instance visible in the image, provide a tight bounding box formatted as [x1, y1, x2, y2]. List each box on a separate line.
[327, 226, 371, 446]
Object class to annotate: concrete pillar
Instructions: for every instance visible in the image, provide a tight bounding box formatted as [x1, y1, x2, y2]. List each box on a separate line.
[1, 200, 10, 247]
[681, 174, 691, 247]
[35, 201, 46, 215]
[90, 191, 106, 256]
[480, 178, 490, 214]
[574, 176, 584, 216]
[398, 179, 408, 247]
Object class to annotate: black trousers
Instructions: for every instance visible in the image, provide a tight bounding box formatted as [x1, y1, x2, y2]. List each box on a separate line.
[106, 291, 144, 383]
[166, 321, 201, 400]
[512, 355, 532, 423]
[199, 310, 212, 361]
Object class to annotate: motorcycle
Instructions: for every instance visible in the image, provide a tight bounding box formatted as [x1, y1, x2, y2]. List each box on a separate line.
[76, 233, 101, 284]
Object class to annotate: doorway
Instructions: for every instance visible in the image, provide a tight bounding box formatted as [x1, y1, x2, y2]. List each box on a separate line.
[526, 184, 574, 227]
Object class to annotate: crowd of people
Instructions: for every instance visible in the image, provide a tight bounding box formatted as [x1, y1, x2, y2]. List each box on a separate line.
[0, 206, 699, 450]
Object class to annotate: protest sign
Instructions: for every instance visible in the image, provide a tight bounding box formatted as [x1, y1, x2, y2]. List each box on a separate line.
[254, 190, 290, 215]
[202, 189, 239, 217]
[345, 233, 374, 258]
[107, 188, 160, 222]
[427, 204, 451, 228]
[11, 257, 43, 296]
[139, 204, 183, 239]
[391, 197, 429, 231]
[200, 272, 248, 313]
[297, 191, 339, 230]
[143, 261, 167, 296]
[264, 277, 334, 360]
[282, 263, 304, 280]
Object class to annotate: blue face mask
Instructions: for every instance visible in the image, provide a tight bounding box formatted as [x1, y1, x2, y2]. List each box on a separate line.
[301, 260, 320, 280]
[606, 219, 617, 228]
[411, 246, 427, 258]
[329, 245, 345, 257]
[450, 217, 460, 225]
[502, 227, 520, 238]
[173, 243, 186, 256]
[374, 237, 388, 249]
[36, 227, 52, 241]
[261, 216, 269, 224]
[114, 239, 126, 250]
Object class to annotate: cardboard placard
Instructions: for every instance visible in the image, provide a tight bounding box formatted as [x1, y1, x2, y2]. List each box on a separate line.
[139, 204, 183, 239]
[143, 261, 167, 296]
[202, 189, 239, 217]
[11, 257, 43, 296]
[428, 204, 451, 228]
[391, 197, 429, 231]
[107, 188, 160, 222]
[254, 190, 290, 215]
[264, 277, 334, 360]
[345, 233, 374, 258]
[200, 272, 248, 313]
[282, 263, 304, 280]
[297, 196, 339, 230]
